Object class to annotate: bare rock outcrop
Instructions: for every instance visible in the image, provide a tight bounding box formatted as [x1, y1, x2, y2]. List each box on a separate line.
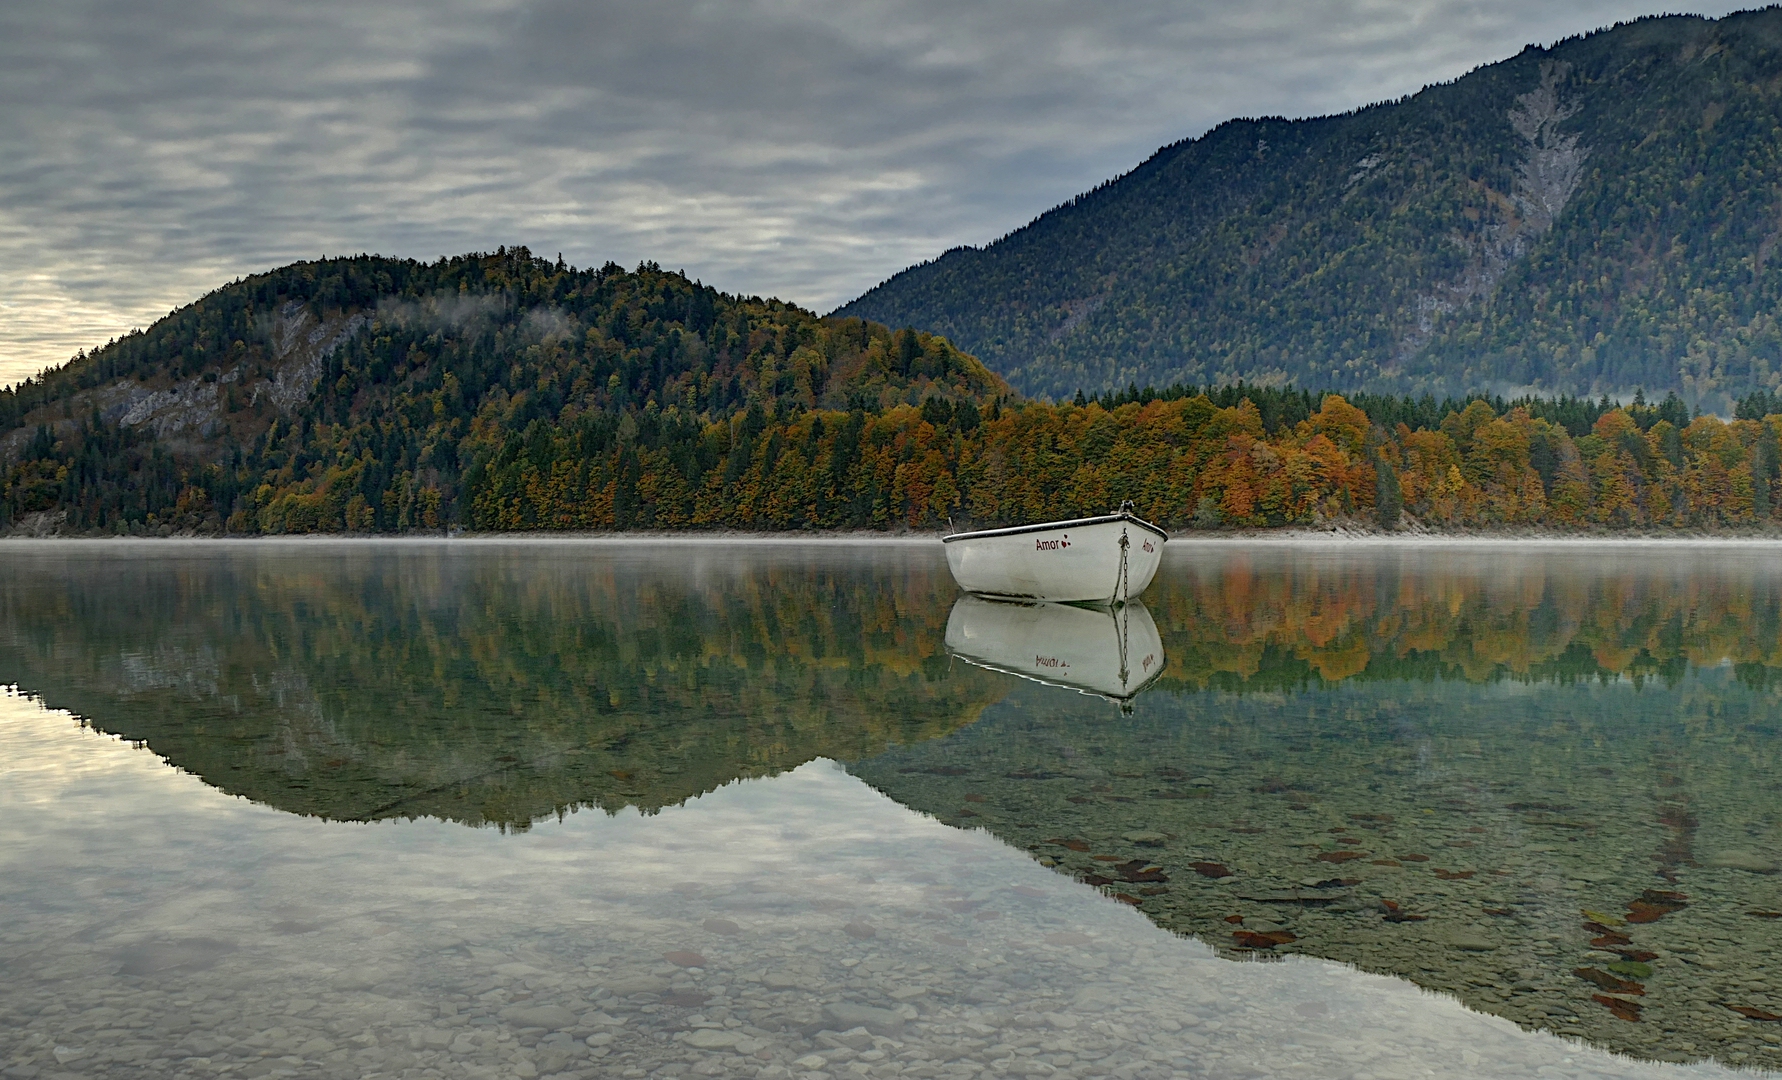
[1396, 60, 1589, 365]
[2, 301, 370, 471]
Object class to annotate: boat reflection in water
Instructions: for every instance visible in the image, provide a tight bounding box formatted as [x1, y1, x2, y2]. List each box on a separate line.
[943, 594, 1165, 708]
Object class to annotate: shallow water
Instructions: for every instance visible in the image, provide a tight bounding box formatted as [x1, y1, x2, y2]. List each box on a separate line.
[2, 539, 1781, 1079]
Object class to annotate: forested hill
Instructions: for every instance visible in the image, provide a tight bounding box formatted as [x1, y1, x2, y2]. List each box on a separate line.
[837, 9, 1782, 410]
[0, 249, 1007, 534]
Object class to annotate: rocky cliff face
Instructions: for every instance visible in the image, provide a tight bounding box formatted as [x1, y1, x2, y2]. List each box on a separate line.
[0, 300, 365, 467]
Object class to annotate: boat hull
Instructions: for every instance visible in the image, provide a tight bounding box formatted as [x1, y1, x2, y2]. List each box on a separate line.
[942, 514, 1165, 603]
[944, 595, 1165, 701]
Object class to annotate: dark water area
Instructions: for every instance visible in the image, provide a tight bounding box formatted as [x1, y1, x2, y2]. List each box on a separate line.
[3, 539, 1781, 1079]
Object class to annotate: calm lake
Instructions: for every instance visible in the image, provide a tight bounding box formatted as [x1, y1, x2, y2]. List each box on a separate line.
[6, 539, 1782, 1080]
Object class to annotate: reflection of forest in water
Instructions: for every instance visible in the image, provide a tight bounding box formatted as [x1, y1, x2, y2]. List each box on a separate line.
[1152, 545, 1782, 689]
[0, 542, 1003, 827]
[6, 543, 1782, 833]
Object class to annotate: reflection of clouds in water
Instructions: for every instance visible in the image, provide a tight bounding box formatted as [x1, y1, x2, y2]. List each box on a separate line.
[0, 690, 1745, 1078]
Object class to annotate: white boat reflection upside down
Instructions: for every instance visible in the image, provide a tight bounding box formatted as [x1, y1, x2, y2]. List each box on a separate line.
[944, 594, 1165, 709]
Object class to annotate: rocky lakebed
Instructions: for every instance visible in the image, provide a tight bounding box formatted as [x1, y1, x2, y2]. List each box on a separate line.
[852, 674, 1782, 1069]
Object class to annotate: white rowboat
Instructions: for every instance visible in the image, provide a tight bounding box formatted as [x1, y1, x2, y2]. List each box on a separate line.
[944, 595, 1165, 707]
[941, 504, 1166, 604]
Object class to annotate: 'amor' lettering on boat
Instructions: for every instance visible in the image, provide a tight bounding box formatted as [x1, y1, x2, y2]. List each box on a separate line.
[1036, 535, 1071, 551]
[1035, 655, 1067, 669]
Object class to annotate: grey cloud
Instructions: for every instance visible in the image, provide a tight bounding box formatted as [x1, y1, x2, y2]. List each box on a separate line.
[0, 0, 1751, 387]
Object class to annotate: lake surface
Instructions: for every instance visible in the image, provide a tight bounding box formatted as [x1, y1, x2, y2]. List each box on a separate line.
[4, 540, 1782, 1080]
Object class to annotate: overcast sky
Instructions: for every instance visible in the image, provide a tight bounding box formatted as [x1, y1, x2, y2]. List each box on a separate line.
[0, 0, 1752, 388]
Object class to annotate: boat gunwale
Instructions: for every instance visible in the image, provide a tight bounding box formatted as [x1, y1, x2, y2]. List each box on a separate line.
[941, 512, 1169, 545]
[947, 647, 1167, 703]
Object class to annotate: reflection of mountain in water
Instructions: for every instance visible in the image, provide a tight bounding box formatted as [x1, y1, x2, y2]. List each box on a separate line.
[945, 597, 1164, 706]
[856, 546, 1782, 1069]
[0, 543, 1004, 827]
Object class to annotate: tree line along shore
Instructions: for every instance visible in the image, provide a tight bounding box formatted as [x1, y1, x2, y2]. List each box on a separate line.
[450, 388, 1782, 535]
[9, 380, 1782, 537]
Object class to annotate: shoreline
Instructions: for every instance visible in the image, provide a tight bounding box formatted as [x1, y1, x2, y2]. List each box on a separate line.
[10, 526, 1782, 545]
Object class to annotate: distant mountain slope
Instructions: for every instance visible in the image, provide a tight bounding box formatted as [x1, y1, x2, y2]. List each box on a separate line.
[836, 9, 1782, 409]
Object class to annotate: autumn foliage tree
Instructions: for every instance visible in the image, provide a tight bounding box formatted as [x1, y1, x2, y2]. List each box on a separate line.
[456, 390, 1782, 533]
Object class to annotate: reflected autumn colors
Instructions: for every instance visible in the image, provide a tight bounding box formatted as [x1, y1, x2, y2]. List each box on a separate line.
[0, 541, 1003, 827]
[1150, 543, 1782, 689]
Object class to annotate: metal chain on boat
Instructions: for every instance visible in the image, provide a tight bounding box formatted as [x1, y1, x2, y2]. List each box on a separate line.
[1115, 583, 1130, 688]
[1113, 525, 1132, 698]
[1115, 527, 1130, 608]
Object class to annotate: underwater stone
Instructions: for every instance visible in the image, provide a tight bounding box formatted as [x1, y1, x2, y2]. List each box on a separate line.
[1438, 927, 1497, 952]
[500, 1004, 579, 1031]
[822, 1003, 904, 1036]
[1701, 851, 1779, 874]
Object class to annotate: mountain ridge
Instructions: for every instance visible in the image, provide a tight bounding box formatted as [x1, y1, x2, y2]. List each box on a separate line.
[0, 249, 1010, 534]
[836, 9, 1782, 409]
